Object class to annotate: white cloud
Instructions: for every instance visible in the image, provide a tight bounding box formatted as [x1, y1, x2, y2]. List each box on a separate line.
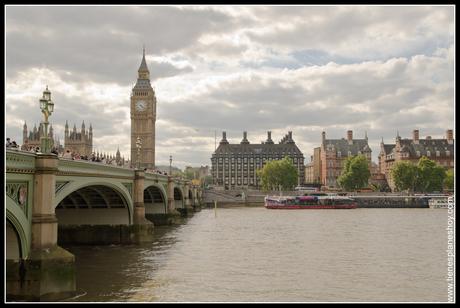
[5, 5, 454, 169]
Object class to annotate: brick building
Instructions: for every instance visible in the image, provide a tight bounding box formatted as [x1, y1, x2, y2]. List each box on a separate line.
[379, 129, 454, 190]
[305, 147, 321, 184]
[320, 130, 372, 188]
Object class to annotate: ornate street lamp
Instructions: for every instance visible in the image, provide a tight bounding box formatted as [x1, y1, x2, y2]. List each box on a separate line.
[39, 86, 54, 153]
[169, 155, 172, 176]
[136, 137, 142, 169]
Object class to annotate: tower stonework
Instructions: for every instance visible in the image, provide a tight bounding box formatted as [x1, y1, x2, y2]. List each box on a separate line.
[64, 121, 93, 157]
[131, 47, 156, 169]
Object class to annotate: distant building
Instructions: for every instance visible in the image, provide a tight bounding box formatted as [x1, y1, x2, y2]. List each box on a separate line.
[369, 161, 387, 189]
[305, 147, 321, 184]
[379, 129, 454, 191]
[211, 131, 305, 189]
[320, 130, 372, 188]
[305, 161, 314, 184]
[64, 121, 93, 157]
[22, 121, 63, 152]
[185, 165, 210, 180]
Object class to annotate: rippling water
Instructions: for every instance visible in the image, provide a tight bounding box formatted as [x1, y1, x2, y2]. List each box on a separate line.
[63, 207, 450, 302]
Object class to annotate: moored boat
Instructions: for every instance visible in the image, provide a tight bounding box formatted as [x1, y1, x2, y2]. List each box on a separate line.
[264, 195, 357, 209]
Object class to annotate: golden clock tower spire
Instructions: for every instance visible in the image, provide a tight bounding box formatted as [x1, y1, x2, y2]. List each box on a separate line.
[130, 47, 156, 169]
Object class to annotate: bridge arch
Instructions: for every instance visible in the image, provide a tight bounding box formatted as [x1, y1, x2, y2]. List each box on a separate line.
[6, 196, 29, 259]
[144, 184, 167, 215]
[55, 181, 133, 225]
[174, 186, 184, 209]
[188, 189, 194, 206]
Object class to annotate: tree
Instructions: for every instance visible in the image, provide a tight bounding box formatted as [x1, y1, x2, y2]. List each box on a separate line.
[390, 160, 418, 192]
[183, 169, 196, 180]
[337, 155, 371, 191]
[415, 156, 446, 193]
[257, 156, 298, 191]
[391, 157, 448, 193]
[203, 175, 213, 188]
[444, 169, 454, 191]
[370, 182, 391, 192]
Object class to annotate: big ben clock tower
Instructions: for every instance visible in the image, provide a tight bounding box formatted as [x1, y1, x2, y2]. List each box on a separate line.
[131, 47, 156, 169]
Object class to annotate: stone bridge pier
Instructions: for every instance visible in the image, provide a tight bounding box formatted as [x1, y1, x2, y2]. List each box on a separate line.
[131, 170, 155, 242]
[7, 154, 76, 301]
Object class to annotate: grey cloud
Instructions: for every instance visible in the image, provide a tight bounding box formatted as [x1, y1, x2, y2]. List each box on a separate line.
[6, 6, 235, 84]
[246, 6, 453, 61]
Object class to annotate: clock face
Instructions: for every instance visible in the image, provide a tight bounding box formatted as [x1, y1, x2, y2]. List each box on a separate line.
[136, 100, 146, 112]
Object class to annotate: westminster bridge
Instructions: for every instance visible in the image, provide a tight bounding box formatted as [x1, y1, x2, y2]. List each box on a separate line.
[6, 149, 203, 301]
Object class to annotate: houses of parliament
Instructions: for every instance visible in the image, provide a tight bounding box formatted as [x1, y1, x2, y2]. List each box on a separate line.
[20, 48, 158, 167]
[22, 120, 93, 157]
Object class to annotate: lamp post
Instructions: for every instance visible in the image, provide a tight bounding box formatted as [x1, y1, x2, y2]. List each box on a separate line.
[136, 137, 142, 169]
[169, 155, 172, 176]
[39, 86, 54, 153]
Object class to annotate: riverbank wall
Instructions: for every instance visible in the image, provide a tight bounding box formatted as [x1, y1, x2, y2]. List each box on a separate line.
[203, 190, 431, 208]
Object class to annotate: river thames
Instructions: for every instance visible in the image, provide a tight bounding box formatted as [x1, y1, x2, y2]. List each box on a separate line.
[63, 207, 450, 302]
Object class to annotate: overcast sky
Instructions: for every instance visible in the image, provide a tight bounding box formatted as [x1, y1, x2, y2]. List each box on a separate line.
[5, 5, 455, 169]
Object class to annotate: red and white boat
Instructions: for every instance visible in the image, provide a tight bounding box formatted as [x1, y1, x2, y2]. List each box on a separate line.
[264, 195, 357, 209]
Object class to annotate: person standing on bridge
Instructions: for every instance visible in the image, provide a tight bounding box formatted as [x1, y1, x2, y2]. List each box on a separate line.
[63, 150, 72, 159]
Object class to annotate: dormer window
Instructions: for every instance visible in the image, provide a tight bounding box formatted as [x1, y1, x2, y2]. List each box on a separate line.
[436, 150, 440, 157]
[446, 150, 450, 156]
[426, 150, 431, 157]
[416, 151, 421, 157]
[337, 151, 342, 158]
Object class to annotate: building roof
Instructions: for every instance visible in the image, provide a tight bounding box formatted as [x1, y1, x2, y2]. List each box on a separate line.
[214, 143, 304, 157]
[138, 47, 149, 72]
[382, 144, 395, 155]
[398, 138, 454, 157]
[323, 138, 371, 156]
[133, 78, 152, 90]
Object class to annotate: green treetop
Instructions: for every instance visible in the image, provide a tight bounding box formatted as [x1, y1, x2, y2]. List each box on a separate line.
[337, 154, 371, 191]
[257, 156, 298, 191]
[390, 160, 418, 193]
[390, 156, 447, 193]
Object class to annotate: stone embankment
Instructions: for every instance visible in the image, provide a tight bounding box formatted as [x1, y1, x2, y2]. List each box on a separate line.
[203, 190, 430, 208]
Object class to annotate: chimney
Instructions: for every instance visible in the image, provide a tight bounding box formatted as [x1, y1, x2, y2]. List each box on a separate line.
[413, 129, 419, 144]
[286, 131, 294, 144]
[241, 131, 249, 144]
[266, 131, 274, 144]
[347, 130, 353, 144]
[322, 131, 326, 143]
[446, 129, 453, 144]
[220, 131, 229, 145]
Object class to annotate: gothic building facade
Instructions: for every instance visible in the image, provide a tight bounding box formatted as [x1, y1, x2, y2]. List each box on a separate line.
[64, 121, 93, 157]
[22, 122, 59, 151]
[130, 48, 157, 169]
[211, 131, 305, 189]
